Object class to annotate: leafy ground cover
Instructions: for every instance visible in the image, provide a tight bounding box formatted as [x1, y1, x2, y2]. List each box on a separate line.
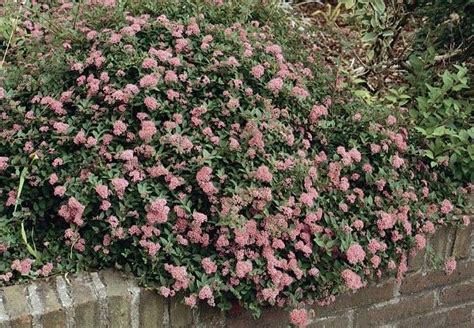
[0, 1, 471, 326]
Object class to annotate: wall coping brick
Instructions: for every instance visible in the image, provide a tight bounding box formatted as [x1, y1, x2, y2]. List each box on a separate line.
[0, 222, 472, 327]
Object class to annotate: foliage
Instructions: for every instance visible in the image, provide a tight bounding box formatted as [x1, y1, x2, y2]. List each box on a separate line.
[0, 0, 470, 321]
[408, 62, 473, 181]
[413, 0, 474, 55]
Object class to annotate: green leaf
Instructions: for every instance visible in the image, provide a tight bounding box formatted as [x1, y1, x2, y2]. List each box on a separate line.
[361, 32, 376, 43]
[432, 126, 447, 136]
[370, 0, 385, 14]
[340, 0, 355, 9]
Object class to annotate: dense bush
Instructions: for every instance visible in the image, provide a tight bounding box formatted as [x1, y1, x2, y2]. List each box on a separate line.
[407, 62, 473, 182]
[0, 0, 470, 323]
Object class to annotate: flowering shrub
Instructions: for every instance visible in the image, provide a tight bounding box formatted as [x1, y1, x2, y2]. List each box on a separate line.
[0, 0, 470, 322]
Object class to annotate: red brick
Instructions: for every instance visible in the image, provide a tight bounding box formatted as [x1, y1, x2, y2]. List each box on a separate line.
[309, 314, 351, 328]
[440, 280, 474, 305]
[195, 304, 225, 327]
[170, 296, 193, 327]
[36, 280, 66, 328]
[396, 311, 447, 328]
[355, 292, 435, 326]
[100, 270, 132, 328]
[316, 279, 395, 317]
[446, 304, 474, 325]
[138, 289, 165, 328]
[227, 308, 290, 328]
[2, 285, 31, 328]
[227, 300, 244, 318]
[400, 261, 474, 295]
[426, 226, 452, 270]
[452, 224, 473, 259]
[407, 248, 425, 272]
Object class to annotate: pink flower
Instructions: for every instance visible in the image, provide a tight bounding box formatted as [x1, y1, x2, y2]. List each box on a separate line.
[289, 309, 309, 328]
[227, 98, 240, 109]
[255, 165, 273, 183]
[109, 33, 121, 44]
[160, 286, 171, 297]
[251, 65, 265, 79]
[164, 70, 178, 83]
[414, 234, 426, 250]
[422, 221, 436, 234]
[58, 197, 85, 226]
[386, 115, 397, 125]
[198, 285, 213, 300]
[113, 120, 127, 136]
[111, 178, 129, 198]
[370, 255, 381, 269]
[362, 163, 373, 173]
[39, 262, 54, 277]
[138, 120, 157, 142]
[261, 288, 279, 303]
[49, 173, 59, 185]
[165, 264, 189, 291]
[53, 122, 69, 134]
[146, 198, 170, 224]
[139, 74, 158, 88]
[440, 199, 453, 214]
[444, 258, 456, 275]
[339, 203, 348, 212]
[144, 96, 158, 110]
[352, 220, 364, 231]
[54, 186, 66, 197]
[11, 258, 34, 276]
[0, 157, 9, 171]
[346, 244, 366, 265]
[309, 105, 328, 123]
[267, 77, 283, 93]
[95, 185, 109, 199]
[341, 269, 364, 290]
[201, 257, 217, 275]
[142, 58, 157, 69]
[196, 166, 218, 196]
[235, 260, 253, 278]
[184, 295, 197, 308]
[353, 113, 362, 121]
[392, 154, 405, 169]
[462, 216, 470, 226]
[370, 144, 381, 154]
[291, 86, 309, 99]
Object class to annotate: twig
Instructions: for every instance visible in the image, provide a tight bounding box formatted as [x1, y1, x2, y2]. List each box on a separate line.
[0, 3, 23, 70]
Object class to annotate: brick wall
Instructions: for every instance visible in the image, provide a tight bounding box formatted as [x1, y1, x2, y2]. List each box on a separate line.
[0, 223, 472, 328]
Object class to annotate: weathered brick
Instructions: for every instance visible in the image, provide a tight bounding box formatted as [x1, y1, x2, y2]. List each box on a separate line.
[395, 311, 447, 328]
[317, 279, 396, 317]
[256, 308, 291, 328]
[138, 289, 165, 328]
[400, 260, 474, 295]
[426, 226, 452, 270]
[170, 296, 193, 327]
[227, 308, 290, 328]
[195, 304, 225, 328]
[452, 224, 473, 259]
[36, 280, 66, 328]
[227, 300, 245, 319]
[439, 279, 474, 305]
[310, 314, 351, 328]
[407, 248, 425, 272]
[1, 285, 31, 328]
[355, 292, 435, 326]
[100, 269, 131, 328]
[445, 304, 474, 326]
[69, 274, 100, 327]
